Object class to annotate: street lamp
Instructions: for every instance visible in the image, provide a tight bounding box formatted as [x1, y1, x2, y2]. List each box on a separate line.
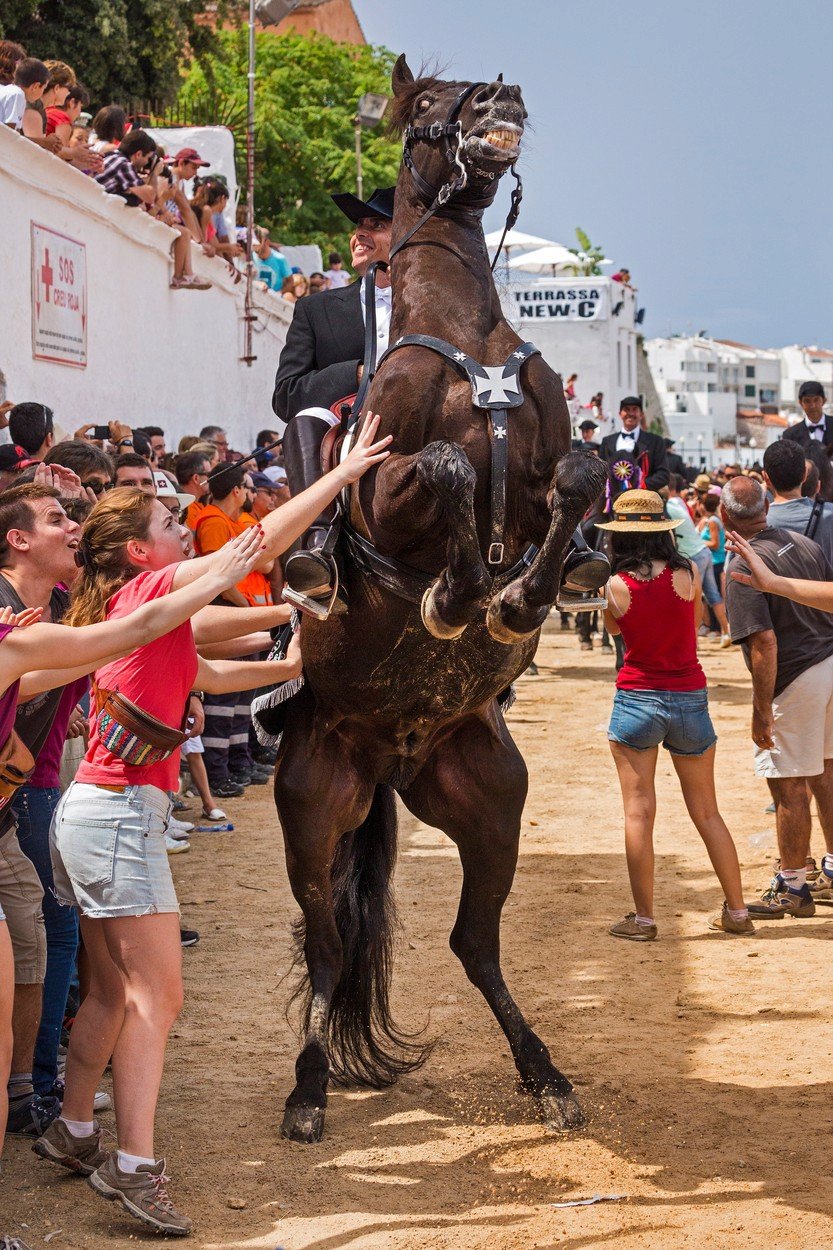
[353, 92, 390, 201]
[240, 0, 303, 365]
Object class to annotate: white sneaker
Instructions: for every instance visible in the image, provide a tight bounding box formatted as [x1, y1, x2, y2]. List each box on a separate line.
[165, 835, 190, 855]
[94, 1089, 112, 1112]
[167, 816, 194, 839]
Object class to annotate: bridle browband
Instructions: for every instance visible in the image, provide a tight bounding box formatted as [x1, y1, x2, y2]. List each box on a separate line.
[391, 80, 524, 265]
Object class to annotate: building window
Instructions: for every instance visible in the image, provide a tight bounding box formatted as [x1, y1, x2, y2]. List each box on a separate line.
[745, 365, 755, 378]
[744, 384, 756, 398]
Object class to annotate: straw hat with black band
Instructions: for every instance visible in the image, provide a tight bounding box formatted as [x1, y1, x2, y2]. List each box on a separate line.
[596, 488, 684, 532]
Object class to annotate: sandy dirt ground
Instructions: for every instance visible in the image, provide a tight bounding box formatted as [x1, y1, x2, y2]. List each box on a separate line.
[6, 620, 833, 1249]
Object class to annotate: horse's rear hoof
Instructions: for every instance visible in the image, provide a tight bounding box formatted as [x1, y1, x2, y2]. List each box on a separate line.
[538, 1090, 586, 1134]
[281, 1104, 325, 1143]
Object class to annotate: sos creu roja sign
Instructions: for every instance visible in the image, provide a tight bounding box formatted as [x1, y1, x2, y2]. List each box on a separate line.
[511, 285, 609, 321]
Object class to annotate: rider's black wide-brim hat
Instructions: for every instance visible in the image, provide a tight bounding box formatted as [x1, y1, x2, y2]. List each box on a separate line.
[331, 186, 395, 224]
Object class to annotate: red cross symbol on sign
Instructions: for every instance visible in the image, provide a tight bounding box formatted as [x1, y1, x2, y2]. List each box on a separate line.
[40, 249, 54, 304]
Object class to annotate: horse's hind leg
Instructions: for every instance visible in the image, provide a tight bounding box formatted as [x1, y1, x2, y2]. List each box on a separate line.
[416, 440, 492, 640]
[487, 451, 607, 643]
[275, 717, 375, 1143]
[401, 713, 585, 1131]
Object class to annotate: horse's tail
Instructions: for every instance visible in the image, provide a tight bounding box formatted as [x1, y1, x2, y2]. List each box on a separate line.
[290, 785, 432, 1088]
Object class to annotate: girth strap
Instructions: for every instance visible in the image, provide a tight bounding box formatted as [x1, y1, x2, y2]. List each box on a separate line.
[381, 335, 540, 564]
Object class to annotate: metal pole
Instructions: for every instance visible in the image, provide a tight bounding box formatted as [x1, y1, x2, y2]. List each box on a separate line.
[354, 118, 363, 201]
[242, 0, 257, 365]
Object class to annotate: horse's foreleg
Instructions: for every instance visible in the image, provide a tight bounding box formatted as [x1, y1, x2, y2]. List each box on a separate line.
[401, 714, 585, 1132]
[275, 714, 375, 1143]
[416, 440, 492, 639]
[486, 451, 607, 643]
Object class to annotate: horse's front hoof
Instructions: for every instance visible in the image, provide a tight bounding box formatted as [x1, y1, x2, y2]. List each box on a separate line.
[281, 1104, 326, 1143]
[485, 590, 536, 645]
[421, 586, 467, 640]
[538, 1090, 586, 1134]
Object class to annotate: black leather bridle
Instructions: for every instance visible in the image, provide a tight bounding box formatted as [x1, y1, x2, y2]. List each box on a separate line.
[391, 80, 524, 265]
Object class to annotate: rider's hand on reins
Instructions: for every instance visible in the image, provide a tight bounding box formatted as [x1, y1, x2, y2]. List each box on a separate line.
[339, 413, 393, 483]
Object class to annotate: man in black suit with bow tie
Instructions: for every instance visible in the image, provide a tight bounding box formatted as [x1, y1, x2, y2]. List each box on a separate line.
[782, 381, 833, 452]
[272, 187, 394, 613]
[599, 396, 670, 498]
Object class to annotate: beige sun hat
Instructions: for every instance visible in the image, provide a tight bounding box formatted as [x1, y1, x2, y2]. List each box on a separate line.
[596, 488, 684, 532]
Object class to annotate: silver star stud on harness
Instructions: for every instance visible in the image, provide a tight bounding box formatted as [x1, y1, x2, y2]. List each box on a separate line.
[512, 349, 526, 359]
[453, 350, 467, 362]
[477, 366, 521, 405]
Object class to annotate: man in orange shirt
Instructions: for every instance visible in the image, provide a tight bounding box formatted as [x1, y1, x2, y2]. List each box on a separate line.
[194, 464, 273, 794]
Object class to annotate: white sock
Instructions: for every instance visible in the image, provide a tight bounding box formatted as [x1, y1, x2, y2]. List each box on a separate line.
[118, 1150, 156, 1173]
[61, 1117, 95, 1138]
[635, 913, 654, 927]
[779, 867, 807, 892]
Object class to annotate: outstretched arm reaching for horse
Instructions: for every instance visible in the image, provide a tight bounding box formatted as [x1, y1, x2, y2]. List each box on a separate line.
[14, 526, 267, 699]
[173, 414, 392, 592]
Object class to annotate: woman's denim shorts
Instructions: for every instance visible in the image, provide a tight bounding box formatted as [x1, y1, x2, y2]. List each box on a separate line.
[608, 688, 717, 757]
[50, 782, 178, 919]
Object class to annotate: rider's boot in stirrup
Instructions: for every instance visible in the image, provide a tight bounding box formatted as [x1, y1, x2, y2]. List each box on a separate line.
[281, 410, 341, 619]
[557, 526, 610, 613]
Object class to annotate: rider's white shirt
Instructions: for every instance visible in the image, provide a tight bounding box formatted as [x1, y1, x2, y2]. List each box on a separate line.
[360, 278, 392, 357]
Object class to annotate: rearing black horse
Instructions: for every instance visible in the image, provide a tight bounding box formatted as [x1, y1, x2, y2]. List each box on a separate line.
[274, 56, 606, 1144]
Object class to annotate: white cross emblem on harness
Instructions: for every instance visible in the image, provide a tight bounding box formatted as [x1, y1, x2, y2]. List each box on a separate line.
[493, 426, 507, 439]
[453, 350, 467, 362]
[476, 366, 521, 405]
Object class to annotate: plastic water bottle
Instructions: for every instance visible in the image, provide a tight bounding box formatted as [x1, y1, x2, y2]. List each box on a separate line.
[748, 830, 772, 850]
[194, 822, 234, 833]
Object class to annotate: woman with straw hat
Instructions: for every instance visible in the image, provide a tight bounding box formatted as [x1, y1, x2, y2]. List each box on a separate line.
[597, 489, 753, 940]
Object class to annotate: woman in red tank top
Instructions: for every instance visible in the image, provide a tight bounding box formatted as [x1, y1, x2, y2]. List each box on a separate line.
[596, 490, 752, 941]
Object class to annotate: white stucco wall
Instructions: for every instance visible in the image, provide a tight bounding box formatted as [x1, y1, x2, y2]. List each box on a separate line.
[0, 125, 292, 450]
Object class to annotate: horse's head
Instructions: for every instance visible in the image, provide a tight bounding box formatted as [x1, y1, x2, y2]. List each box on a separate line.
[390, 55, 526, 205]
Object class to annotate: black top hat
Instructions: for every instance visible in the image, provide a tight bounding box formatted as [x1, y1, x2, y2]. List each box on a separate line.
[331, 186, 395, 224]
[578, 419, 599, 431]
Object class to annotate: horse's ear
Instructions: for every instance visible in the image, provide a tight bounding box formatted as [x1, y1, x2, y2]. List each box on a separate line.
[392, 54, 415, 97]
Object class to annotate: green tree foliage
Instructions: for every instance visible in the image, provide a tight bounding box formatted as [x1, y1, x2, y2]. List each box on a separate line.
[567, 227, 608, 277]
[0, 0, 231, 104]
[178, 30, 401, 256]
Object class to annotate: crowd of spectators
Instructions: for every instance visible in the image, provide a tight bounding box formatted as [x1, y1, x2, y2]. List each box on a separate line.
[1, 39, 353, 297]
[0, 392, 390, 1239]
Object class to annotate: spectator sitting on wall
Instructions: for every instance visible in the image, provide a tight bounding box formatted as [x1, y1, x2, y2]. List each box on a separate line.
[43, 439, 114, 496]
[90, 103, 126, 154]
[0, 40, 26, 86]
[611, 266, 636, 290]
[308, 272, 330, 293]
[255, 228, 292, 291]
[113, 452, 155, 493]
[8, 402, 54, 461]
[30, 65, 100, 172]
[2, 58, 54, 147]
[324, 251, 350, 289]
[192, 180, 241, 268]
[19, 57, 60, 152]
[203, 179, 242, 262]
[95, 131, 210, 292]
[46, 81, 89, 142]
[281, 273, 308, 303]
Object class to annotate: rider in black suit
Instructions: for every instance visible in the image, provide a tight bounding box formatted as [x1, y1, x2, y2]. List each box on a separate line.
[272, 187, 394, 612]
[781, 380, 833, 452]
[599, 397, 670, 496]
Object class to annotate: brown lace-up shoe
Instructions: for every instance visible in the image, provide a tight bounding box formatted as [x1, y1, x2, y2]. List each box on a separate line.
[33, 1117, 110, 1176]
[88, 1155, 192, 1236]
[708, 903, 756, 935]
[609, 913, 657, 941]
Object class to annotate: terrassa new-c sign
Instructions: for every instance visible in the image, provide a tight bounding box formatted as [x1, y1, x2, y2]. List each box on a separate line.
[511, 284, 609, 321]
[31, 222, 88, 367]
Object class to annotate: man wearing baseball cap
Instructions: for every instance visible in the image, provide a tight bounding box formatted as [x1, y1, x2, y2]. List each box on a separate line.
[782, 380, 833, 452]
[271, 186, 395, 614]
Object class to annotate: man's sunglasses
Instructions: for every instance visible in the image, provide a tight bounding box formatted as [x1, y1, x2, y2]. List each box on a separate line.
[83, 479, 114, 495]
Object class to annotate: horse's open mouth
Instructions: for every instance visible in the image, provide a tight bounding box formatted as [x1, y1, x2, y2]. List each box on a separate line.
[468, 123, 523, 161]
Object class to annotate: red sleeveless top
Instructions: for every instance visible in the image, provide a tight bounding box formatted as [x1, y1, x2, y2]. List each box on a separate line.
[614, 566, 705, 692]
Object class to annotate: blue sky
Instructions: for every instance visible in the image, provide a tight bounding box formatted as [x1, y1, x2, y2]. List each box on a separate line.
[357, 0, 832, 348]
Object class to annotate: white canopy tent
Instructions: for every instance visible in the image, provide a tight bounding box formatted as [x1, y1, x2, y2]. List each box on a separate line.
[507, 243, 581, 275]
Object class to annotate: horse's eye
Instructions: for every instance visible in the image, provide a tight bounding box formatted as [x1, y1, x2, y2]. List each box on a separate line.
[418, 97, 431, 112]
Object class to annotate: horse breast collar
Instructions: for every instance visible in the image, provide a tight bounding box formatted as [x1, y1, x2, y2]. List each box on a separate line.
[382, 335, 540, 565]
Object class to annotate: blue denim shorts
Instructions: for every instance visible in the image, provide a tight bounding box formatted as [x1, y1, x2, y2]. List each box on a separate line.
[692, 546, 723, 607]
[50, 782, 178, 919]
[608, 688, 717, 757]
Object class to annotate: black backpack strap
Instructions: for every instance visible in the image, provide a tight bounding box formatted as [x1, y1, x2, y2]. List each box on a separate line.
[805, 498, 825, 542]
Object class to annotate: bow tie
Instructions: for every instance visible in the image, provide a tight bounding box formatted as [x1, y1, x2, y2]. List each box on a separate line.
[618, 431, 637, 441]
[808, 422, 825, 433]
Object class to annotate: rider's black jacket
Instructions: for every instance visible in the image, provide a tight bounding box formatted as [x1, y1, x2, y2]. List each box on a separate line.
[272, 281, 364, 422]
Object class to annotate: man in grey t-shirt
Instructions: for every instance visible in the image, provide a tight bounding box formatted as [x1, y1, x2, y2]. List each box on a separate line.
[722, 476, 833, 921]
[763, 438, 833, 564]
